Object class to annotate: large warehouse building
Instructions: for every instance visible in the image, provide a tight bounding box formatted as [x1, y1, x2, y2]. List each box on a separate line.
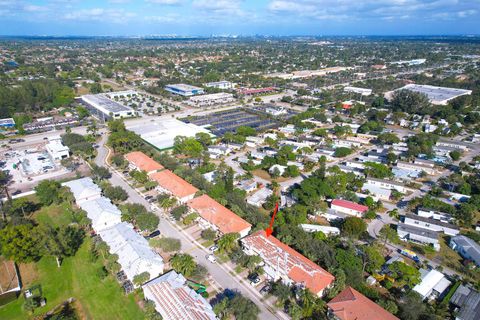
[80, 93, 135, 120]
[385, 84, 472, 105]
[165, 84, 204, 96]
[126, 118, 213, 150]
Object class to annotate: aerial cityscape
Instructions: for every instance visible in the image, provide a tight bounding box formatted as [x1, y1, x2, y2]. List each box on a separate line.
[1, 1, 480, 320]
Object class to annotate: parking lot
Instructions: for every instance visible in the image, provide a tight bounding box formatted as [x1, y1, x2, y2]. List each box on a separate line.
[0, 142, 87, 193]
[181, 108, 280, 135]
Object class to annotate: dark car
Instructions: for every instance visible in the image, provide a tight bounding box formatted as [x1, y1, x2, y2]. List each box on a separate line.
[260, 284, 271, 295]
[145, 230, 161, 239]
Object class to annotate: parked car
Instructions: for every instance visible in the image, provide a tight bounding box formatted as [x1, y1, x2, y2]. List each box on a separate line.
[147, 230, 161, 239]
[260, 284, 271, 295]
[209, 245, 219, 252]
[248, 273, 261, 286]
[206, 254, 217, 263]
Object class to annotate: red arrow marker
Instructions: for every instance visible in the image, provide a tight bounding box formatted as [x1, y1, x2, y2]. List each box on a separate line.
[265, 202, 279, 237]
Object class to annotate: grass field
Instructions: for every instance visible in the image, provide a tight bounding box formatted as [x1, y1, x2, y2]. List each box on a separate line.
[0, 238, 145, 320]
[0, 203, 146, 319]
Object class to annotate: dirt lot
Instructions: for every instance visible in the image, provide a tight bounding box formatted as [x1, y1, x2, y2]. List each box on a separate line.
[0, 257, 20, 294]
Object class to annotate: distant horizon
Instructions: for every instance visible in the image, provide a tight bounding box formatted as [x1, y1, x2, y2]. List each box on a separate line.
[1, 34, 479, 39]
[0, 1, 478, 37]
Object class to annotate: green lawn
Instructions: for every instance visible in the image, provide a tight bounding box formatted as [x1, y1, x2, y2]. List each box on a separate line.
[0, 238, 145, 320]
[0, 203, 146, 319]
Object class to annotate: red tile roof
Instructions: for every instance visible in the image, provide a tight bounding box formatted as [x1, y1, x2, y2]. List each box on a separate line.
[187, 195, 251, 235]
[327, 287, 399, 320]
[241, 230, 334, 296]
[149, 170, 198, 199]
[331, 199, 368, 213]
[125, 151, 164, 173]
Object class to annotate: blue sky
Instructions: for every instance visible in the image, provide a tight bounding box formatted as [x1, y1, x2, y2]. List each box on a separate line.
[0, 0, 479, 36]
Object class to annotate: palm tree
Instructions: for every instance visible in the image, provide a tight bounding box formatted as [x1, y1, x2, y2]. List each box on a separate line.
[0, 170, 12, 221]
[170, 253, 196, 277]
[87, 121, 98, 137]
[217, 233, 240, 254]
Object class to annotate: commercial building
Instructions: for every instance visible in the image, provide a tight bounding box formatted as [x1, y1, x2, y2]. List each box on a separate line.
[165, 84, 204, 96]
[99, 222, 164, 283]
[125, 151, 164, 175]
[62, 177, 102, 204]
[330, 199, 368, 217]
[23, 116, 79, 133]
[45, 136, 70, 160]
[386, 84, 472, 105]
[413, 269, 451, 300]
[403, 214, 460, 236]
[237, 87, 276, 95]
[397, 222, 440, 251]
[241, 230, 335, 297]
[344, 86, 372, 96]
[187, 92, 235, 107]
[327, 286, 399, 320]
[80, 93, 135, 120]
[450, 284, 480, 320]
[127, 118, 212, 150]
[149, 170, 198, 203]
[265, 106, 288, 116]
[204, 81, 234, 90]
[186, 194, 252, 238]
[450, 235, 480, 267]
[0, 118, 15, 133]
[142, 270, 216, 320]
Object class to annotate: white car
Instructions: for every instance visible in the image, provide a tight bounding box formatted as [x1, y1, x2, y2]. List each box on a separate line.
[209, 245, 219, 252]
[206, 254, 217, 263]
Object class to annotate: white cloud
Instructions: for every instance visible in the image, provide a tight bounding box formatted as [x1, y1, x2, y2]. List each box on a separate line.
[64, 8, 135, 23]
[267, 0, 479, 22]
[146, 0, 183, 4]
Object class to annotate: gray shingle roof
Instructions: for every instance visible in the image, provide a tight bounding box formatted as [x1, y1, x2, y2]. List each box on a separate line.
[450, 284, 480, 320]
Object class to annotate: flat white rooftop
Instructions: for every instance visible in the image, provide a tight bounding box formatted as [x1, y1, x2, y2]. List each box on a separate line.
[165, 84, 203, 91]
[394, 84, 472, 105]
[127, 118, 213, 150]
[81, 94, 134, 113]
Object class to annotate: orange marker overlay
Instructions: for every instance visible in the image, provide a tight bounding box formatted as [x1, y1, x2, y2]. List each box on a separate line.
[265, 202, 279, 237]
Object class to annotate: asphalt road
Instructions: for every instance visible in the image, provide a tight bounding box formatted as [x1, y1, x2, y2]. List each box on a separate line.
[95, 134, 287, 320]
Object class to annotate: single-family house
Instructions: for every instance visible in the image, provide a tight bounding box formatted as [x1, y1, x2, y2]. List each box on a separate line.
[327, 286, 399, 320]
[300, 224, 340, 236]
[449, 284, 480, 320]
[246, 188, 273, 207]
[413, 269, 451, 300]
[397, 222, 440, 251]
[450, 235, 480, 267]
[330, 199, 368, 217]
[403, 214, 460, 236]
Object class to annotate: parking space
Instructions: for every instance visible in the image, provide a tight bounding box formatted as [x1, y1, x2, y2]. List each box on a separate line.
[181, 108, 280, 135]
